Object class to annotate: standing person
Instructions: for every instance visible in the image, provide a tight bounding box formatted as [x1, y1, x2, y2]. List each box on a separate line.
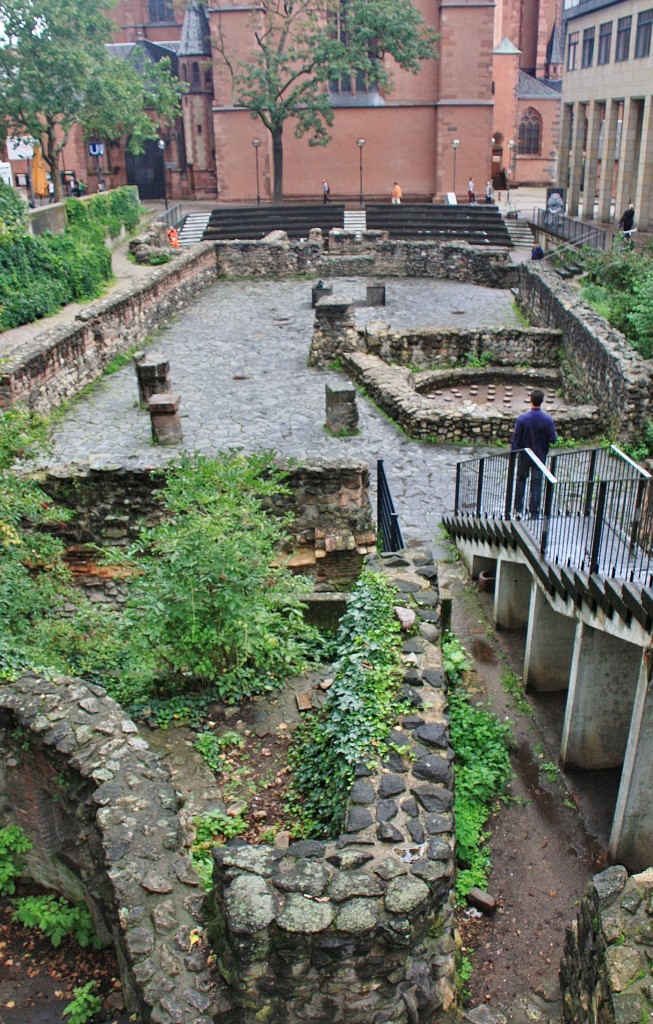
[47, 179, 55, 203]
[322, 179, 331, 204]
[485, 180, 493, 205]
[468, 177, 475, 203]
[511, 388, 557, 518]
[391, 181, 402, 204]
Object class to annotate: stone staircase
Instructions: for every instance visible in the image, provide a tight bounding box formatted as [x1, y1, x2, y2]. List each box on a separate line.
[178, 211, 211, 246]
[503, 217, 535, 249]
[365, 204, 513, 246]
[343, 209, 367, 235]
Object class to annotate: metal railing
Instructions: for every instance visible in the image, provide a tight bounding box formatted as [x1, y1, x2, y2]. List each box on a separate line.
[454, 446, 653, 584]
[156, 202, 184, 230]
[531, 208, 608, 251]
[377, 460, 404, 553]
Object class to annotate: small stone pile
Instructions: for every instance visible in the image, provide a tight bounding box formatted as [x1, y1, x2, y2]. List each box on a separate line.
[129, 222, 177, 264]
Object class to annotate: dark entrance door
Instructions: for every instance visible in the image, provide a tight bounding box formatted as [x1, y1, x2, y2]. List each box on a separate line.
[126, 139, 165, 199]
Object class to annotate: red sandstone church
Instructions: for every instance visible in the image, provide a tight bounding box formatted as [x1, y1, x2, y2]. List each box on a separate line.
[35, 0, 564, 204]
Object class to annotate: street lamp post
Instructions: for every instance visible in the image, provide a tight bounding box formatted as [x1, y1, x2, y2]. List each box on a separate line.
[356, 138, 365, 208]
[451, 138, 460, 197]
[252, 138, 261, 206]
[507, 139, 515, 207]
[157, 139, 168, 210]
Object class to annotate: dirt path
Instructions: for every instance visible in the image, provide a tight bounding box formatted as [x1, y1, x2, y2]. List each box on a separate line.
[441, 557, 605, 1018]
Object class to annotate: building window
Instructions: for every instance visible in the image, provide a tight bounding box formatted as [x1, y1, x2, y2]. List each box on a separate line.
[191, 62, 200, 87]
[582, 27, 595, 66]
[635, 9, 653, 57]
[518, 108, 542, 155]
[615, 16, 632, 61]
[567, 31, 579, 70]
[205, 68, 213, 85]
[328, 0, 377, 98]
[598, 22, 612, 64]
[149, 0, 173, 22]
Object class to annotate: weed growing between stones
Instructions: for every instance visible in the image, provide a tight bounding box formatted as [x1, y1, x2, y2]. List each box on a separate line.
[62, 981, 102, 1024]
[442, 633, 513, 903]
[501, 669, 532, 716]
[191, 811, 248, 889]
[286, 569, 405, 838]
[0, 824, 32, 896]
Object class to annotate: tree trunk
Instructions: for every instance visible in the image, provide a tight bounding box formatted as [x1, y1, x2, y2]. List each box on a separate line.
[272, 125, 283, 205]
[45, 125, 64, 203]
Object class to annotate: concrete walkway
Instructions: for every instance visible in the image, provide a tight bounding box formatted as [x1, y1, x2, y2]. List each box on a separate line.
[45, 275, 522, 547]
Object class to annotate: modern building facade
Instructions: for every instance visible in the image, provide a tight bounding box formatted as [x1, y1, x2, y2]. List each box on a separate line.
[559, 0, 653, 227]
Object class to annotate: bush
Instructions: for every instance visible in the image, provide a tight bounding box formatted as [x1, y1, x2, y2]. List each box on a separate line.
[0, 824, 32, 896]
[11, 893, 100, 948]
[110, 452, 319, 702]
[286, 570, 404, 838]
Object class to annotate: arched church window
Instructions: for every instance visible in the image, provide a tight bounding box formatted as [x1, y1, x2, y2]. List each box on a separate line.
[192, 62, 200, 87]
[182, 64, 188, 82]
[518, 108, 542, 156]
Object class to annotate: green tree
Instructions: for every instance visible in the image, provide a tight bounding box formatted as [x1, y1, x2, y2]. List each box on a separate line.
[0, 0, 184, 202]
[213, 0, 439, 202]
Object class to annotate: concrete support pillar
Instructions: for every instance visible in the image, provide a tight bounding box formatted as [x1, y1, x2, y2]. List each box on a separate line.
[568, 102, 585, 217]
[524, 586, 575, 692]
[598, 99, 619, 223]
[610, 649, 653, 871]
[493, 559, 532, 630]
[582, 101, 603, 222]
[558, 104, 573, 197]
[634, 95, 653, 231]
[615, 96, 641, 218]
[560, 623, 642, 769]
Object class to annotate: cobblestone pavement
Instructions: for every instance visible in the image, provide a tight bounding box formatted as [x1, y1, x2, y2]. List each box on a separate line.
[47, 276, 521, 546]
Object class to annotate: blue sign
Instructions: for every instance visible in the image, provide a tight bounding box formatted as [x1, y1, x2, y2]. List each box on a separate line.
[88, 142, 104, 157]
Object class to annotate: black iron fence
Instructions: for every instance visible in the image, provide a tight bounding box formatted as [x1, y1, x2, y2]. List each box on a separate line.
[377, 460, 404, 553]
[531, 208, 608, 251]
[454, 446, 653, 584]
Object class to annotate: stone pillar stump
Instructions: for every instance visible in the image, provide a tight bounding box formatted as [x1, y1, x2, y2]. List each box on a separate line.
[148, 393, 182, 445]
[312, 283, 333, 307]
[326, 383, 358, 435]
[134, 353, 172, 404]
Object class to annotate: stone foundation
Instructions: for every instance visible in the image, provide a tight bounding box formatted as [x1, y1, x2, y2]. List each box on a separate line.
[517, 265, 652, 441]
[38, 458, 376, 598]
[0, 243, 217, 414]
[560, 865, 653, 1024]
[207, 549, 456, 1024]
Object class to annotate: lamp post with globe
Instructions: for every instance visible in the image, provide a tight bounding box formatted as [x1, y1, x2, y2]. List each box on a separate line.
[157, 139, 168, 211]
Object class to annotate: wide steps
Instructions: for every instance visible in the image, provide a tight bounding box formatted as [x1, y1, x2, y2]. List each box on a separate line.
[365, 203, 513, 246]
[179, 212, 211, 247]
[204, 204, 346, 241]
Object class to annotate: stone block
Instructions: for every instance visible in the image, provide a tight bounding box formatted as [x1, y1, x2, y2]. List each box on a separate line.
[366, 283, 386, 306]
[312, 283, 333, 307]
[325, 383, 358, 435]
[148, 393, 182, 446]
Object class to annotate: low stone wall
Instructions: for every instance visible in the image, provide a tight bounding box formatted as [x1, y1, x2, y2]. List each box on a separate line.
[363, 324, 562, 370]
[38, 458, 376, 594]
[207, 548, 456, 1024]
[215, 237, 514, 288]
[343, 351, 600, 444]
[0, 673, 228, 1024]
[560, 865, 653, 1024]
[517, 265, 652, 440]
[0, 243, 217, 413]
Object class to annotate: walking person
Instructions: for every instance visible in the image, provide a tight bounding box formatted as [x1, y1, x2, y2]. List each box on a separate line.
[485, 180, 493, 205]
[618, 204, 635, 246]
[468, 177, 475, 204]
[511, 389, 557, 518]
[391, 181, 402, 204]
[47, 179, 55, 203]
[322, 180, 331, 204]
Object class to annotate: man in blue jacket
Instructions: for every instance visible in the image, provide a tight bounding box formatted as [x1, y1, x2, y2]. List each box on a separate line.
[511, 388, 557, 518]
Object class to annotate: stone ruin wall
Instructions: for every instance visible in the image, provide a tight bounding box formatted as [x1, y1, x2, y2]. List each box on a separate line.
[36, 459, 376, 605]
[308, 300, 602, 445]
[0, 243, 217, 414]
[206, 548, 457, 1024]
[561, 864, 653, 1024]
[213, 237, 515, 290]
[0, 673, 227, 1024]
[517, 265, 652, 442]
[0, 550, 457, 1024]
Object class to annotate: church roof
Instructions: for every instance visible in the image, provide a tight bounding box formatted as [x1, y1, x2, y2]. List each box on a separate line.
[106, 40, 180, 70]
[517, 70, 562, 99]
[179, 3, 211, 57]
[547, 22, 564, 66]
[494, 37, 521, 55]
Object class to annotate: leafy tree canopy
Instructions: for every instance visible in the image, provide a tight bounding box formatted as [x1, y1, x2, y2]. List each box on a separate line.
[214, 0, 439, 201]
[0, 0, 185, 199]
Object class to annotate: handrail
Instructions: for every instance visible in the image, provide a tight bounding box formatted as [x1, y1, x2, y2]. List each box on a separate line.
[523, 448, 556, 483]
[611, 445, 652, 479]
[531, 208, 607, 252]
[377, 460, 404, 553]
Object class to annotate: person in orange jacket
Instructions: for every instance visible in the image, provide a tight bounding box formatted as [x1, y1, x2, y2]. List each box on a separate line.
[391, 181, 402, 204]
[167, 227, 180, 248]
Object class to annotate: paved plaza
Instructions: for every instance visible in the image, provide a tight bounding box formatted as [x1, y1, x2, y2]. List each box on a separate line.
[47, 276, 522, 546]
